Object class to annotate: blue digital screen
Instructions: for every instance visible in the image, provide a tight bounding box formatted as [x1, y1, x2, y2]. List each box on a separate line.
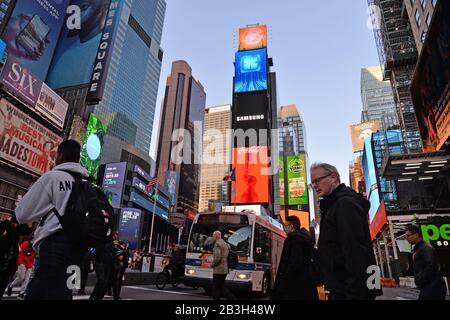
[362, 136, 380, 223]
[234, 48, 267, 93]
[118, 208, 142, 250]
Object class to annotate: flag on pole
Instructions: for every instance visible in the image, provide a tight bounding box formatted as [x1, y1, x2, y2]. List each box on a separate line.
[223, 168, 236, 182]
[145, 177, 158, 195]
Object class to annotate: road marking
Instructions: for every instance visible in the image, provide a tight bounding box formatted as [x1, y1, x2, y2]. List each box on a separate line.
[124, 286, 208, 298]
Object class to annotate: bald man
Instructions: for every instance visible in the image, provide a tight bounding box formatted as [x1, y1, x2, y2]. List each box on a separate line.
[211, 231, 236, 300]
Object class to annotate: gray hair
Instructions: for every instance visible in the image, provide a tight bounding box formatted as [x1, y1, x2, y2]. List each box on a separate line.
[310, 162, 341, 183]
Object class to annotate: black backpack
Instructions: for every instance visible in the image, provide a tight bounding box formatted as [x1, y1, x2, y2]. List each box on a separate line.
[51, 170, 113, 248]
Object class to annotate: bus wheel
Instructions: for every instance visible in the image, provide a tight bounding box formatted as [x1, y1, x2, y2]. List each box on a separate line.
[261, 273, 271, 297]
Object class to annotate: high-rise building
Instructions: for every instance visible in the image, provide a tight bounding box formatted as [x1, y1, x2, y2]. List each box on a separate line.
[278, 104, 307, 155]
[47, 0, 166, 158]
[368, 0, 422, 153]
[198, 105, 232, 213]
[0, 0, 15, 37]
[360, 66, 399, 130]
[404, 0, 439, 53]
[156, 60, 206, 225]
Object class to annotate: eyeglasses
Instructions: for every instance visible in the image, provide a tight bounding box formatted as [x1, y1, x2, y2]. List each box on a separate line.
[310, 173, 333, 186]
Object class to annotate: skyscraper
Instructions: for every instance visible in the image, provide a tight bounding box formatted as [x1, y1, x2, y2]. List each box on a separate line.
[47, 0, 166, 158]
[198, 105, 232, 213]
[156, 60, 206, 220]
[360, 66, 398, 130]
[278, 104, 307, 155]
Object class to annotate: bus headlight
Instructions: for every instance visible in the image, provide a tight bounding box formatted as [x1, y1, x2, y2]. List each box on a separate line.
[237, 273, 250, 280]
[186, 268, 196, 275]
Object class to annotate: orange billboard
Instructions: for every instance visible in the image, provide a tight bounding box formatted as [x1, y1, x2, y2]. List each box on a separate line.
[280, 209, 310, 231]
[231, 146, 270, 204]
[239, 25, 267, 51]
[350, 120, 381, 152]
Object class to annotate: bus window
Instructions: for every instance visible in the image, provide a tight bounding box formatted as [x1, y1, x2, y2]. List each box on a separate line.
[254, 224, 271, 263]
[189, 223, 252, 257]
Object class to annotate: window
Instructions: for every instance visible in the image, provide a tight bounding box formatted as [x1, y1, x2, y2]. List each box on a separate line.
[420, 0, 427, 9]
[432, 0, 437, 7]
[415, 9, 421, 26]
[426, 13, 432, 27]
[421, 31, 427, 43]
[253, 224, 271, 263]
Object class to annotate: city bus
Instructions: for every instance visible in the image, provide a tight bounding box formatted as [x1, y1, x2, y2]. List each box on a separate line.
[183, 211, 286, 296]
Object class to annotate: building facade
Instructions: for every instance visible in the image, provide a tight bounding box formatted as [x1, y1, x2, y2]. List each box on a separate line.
[198, 105, 232, 212]
[361, 66, 399, 130]
[278, 104, 307, 154]
[404, 0, 439, 53]
[156, 60, 206, 237]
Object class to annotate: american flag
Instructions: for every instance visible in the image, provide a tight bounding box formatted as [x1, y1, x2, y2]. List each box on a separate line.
[144, 177, 158, 195]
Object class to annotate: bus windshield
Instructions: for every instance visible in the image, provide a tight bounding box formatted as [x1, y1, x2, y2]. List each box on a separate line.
[189, 224, 252, 257]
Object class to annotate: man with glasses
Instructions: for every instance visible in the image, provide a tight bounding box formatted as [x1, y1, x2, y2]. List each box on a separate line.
[405, 225, 446, 300]
[310, 163, 382, 300]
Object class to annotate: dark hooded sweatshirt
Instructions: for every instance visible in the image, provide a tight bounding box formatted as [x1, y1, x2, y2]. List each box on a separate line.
[271, 228, 319, 300]
[318, 184, 382, 300]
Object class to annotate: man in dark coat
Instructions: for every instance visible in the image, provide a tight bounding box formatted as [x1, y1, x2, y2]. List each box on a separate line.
[311, 163, 382, 300]
[271, 216, 318, 300]
[405, 225, 446, 300]
[0, 216, 19, 300]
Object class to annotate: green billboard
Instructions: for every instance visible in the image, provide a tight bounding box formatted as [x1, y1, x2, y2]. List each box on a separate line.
[279, 156, 285, 206]
[80, 113, 108, 179]
[287, 155, 308, 205]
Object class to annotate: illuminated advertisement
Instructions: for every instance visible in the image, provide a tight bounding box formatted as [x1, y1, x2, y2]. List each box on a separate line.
[36, 83, 68, 130]
[1, 0, 71, 80]
[87, 0, 125, 103]
[287, 155, 308, 205]
[165, 170, 177, 205]
[80, 113, 108, 179]
[362, 136, 380, 223]
[132, 177, 171, 210]
[118, 208, 142, 250]
[279, 156, 285, 206]
[134, 164, 151, 182]
[102, 162, 127, 208]
[231, 146, 269, 204]
[233, 92, 269, 133]
[0, 98, 62, 175]
[280, 209, 310, 231]
[410, 0, 450, 151]
[370, 201, 387, 240]
[234, 48, 267, 93]
[46, 0, 112, 89]
[239, 25, 267, 51]
[350, 120, 381, 153]
[129, 192, 169, 221]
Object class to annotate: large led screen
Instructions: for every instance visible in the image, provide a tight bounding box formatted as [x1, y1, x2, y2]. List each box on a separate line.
[234, 48, 267, 93]
[239, 25, 267, 51]
[362, 136, 380, 223]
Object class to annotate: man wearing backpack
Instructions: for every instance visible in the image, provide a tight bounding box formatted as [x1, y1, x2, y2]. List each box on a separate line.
[15, 140, 90, 300]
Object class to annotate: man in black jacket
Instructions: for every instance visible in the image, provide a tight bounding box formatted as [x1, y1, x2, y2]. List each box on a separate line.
[0, 216, 19, 300]
[311, 163, 382, 300]
[405, 225, 446, 300]
[271, 216, 318, 300]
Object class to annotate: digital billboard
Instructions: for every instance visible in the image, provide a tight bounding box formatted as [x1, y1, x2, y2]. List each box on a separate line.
[46, 0, 112, 89]
[287, 155, 309, 205]
[0, 98, 62, 175]
[129, 191, 169, 221]
[350, 120, 381, 153]
[80, 113, 108, 179]
[102, 162, 127, 208]
[134, 164, 152, 182]
[410, 0, 450, 151]
[239, 25, 267, 51]
[2, 0, 71, 81]
[279, 156, 285, 206]
[234, 48, 267, 93]
[165, 170, 177, 205]
[132, 177, 171, 210]
[231, 146, 269, 204]
[362, 136, 380, 223]
[233, 91, 269, 133]
[118, 208, 142, 250]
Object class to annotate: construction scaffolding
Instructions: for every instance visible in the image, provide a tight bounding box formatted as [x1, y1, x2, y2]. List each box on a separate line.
[368, 0, 422, 153]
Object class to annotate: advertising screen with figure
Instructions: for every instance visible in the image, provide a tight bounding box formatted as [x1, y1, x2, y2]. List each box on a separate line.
[362, 136, 380, 223]
[239, 25, 267, 51]
[118, 208, 142, 250]
[80, 113, 108, 179]
[102, 162, 127, 208]
[2, 0, 71, 81]
[287, 155, 309, 205]
[231, 146, 269, 204]
[234, 48, 268, 93]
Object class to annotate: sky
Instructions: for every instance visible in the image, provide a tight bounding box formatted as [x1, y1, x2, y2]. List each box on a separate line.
[149, 0, 381, 185]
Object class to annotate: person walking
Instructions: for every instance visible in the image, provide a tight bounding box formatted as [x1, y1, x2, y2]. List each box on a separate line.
[15, 140, 89, 300]
[211, 231, 236, 300]
[0, 216, 19, 300]
[271, 216, 319, 300]
[6, 236, 36, 299]
[311, 162, 382, 300]
[90, 238, 115, 300]
[405, 225, 447, 300]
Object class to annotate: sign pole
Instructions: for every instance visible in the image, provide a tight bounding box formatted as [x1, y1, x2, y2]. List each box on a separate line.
[148, 187, 158, 254]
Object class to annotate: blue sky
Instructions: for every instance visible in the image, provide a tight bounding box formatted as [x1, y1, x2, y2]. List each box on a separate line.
[150, 0, 381, 184]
